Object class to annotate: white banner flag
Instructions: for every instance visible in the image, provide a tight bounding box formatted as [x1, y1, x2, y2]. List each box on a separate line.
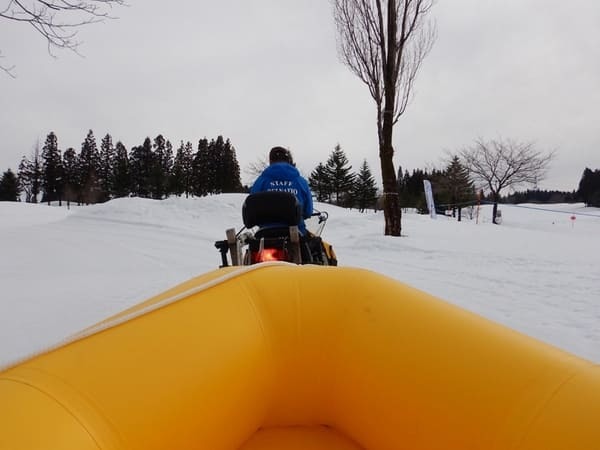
[423, 180, 436, 219]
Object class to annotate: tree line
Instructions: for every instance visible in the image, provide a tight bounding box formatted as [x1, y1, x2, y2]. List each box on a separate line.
[502, 189, 578, 204]
[1, 139, 382, 213]
[397, 161, 595, 213]
[0, 130, 243, 205]
[1, 134, 598, 219]
[309, 138, 566, 225]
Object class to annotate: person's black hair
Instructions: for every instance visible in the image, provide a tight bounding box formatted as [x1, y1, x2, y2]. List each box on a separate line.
[269, 146, 293, 165]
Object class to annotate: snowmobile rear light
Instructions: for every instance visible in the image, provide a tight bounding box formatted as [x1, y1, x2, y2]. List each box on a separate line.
[252, 248, 287, 263]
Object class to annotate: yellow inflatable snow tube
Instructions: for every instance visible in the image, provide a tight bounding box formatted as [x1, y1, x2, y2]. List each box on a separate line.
[1, 264, 599, 450]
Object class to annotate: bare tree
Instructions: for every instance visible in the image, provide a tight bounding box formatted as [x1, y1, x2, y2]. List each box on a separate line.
[245, 157, 268, 180]
[460, 138, 556, 224]
[1, 0, 126, 76]
[332, 0, 436, 236]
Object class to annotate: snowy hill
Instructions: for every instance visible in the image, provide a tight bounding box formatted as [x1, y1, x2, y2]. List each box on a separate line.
[1, 195, 599, 368]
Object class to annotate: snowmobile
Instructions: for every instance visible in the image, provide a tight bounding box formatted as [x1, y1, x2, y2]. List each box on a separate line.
[215, 191, 337, 267]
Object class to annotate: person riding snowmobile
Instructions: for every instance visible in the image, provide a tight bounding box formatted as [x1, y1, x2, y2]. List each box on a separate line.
[249, 146, 337, 265]
[250, 146, 313, 235]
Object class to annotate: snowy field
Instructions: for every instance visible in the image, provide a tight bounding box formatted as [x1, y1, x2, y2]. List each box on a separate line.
[1, 195, 599, 369]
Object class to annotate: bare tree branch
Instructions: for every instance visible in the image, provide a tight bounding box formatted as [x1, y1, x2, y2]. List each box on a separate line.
[1, 0, 126, 75]
[393, 0, 436, 122]
[245, 157, 268, 180]
[0, 50, 17, 77]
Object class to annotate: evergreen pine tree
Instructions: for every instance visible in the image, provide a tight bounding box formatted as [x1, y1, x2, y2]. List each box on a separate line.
[62, 148, 80, 206]
[352, 160, 378, 212]
[577, 168, 600, 207]
[193, 138, 210, 196]
[79, 130, 101, 204]
[128, 145, 141, 196]
[172, 141, 194, 198]
[324, 144, 355, 206]
[41, 132, 64, 205]
[396, 166, 404, 194]
[99, 134, 115, 201]
[182, 141, 194, 197]
[112, 141, 130, 198]
[398, 168, 428, 211]
[129, 137, 154, 198]
[151, 135, 173, 199]
[396, 168, 409, 208]
[400, 169, 410, 196]
[309, 163, 331, 202]
[440, 156, 473, 220]
[165, 139, 174, 196]
[17, 146, 43, 203]
[0, 169, 20, 201]
[221, 138, 243, 193]
[171, 141, 187, 197]
[210, 136, 226, 194]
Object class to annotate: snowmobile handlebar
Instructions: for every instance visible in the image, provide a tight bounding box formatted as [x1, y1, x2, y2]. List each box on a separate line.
[311, 211, 328, 224]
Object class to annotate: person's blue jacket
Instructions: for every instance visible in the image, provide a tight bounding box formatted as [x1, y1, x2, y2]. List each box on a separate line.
[250, 162, 313, 235]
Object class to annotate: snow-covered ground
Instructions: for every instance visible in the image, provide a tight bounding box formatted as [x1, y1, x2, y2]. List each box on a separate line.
[1, 195, 599, 368]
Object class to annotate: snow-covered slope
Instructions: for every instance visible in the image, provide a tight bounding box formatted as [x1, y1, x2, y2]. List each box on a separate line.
[1, 196, 599, 367]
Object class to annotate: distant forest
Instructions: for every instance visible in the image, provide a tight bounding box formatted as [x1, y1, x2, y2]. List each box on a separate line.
[0, 132, 381, 212]
[1, 131, 244, 206]
[396, 164, 599, 215]
[1, 131, 599, 212]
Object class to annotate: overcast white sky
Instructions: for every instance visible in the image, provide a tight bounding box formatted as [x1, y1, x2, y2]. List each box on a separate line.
[1, 0, 599, 192]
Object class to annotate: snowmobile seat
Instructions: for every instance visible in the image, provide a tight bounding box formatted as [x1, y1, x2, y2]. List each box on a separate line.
[242, 192, 324, 265]
[242, 191, 302, 231]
